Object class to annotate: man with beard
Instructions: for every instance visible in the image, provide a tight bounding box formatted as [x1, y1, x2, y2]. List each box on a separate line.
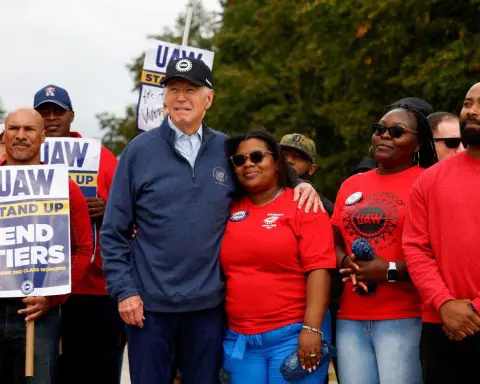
[403, 82, 480, 384]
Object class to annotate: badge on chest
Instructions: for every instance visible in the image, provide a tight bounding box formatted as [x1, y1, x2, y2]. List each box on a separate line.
[345, 192, 363, 206]
[229, 210, 248, 222]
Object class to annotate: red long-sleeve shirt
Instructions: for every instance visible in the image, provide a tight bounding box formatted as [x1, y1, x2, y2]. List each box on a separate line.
[69, 132, 118, 295]
[403, 151, 480, 323]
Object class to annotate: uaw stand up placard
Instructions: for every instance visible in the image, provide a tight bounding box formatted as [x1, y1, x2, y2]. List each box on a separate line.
[0, 165, 71, 377]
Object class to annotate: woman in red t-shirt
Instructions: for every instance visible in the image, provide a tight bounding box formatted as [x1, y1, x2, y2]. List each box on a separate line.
[332, 102, 437, 384]
[220, 130, 336, 384]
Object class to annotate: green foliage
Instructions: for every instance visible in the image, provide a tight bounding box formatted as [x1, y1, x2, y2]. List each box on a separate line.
[207, 0, 480, 198]
[98, 0, 480, 198]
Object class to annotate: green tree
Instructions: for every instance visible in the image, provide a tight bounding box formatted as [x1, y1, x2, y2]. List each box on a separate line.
[98, 0, 219, 154]
[208, 0, 480, 198]
[99, 0, 480, 198]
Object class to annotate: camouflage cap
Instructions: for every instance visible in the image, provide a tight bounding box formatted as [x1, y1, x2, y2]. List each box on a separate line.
[280, 133, 316, 163]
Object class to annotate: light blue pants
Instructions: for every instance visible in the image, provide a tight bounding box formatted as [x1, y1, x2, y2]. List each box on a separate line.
[223, 312, 331, 384]
[337, 318, 422, 384]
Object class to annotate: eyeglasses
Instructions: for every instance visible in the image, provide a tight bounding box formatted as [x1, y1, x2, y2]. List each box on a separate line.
[230, 150, 273, 167]
[372, 123, 417, 138]
[433, 137, 462, 149]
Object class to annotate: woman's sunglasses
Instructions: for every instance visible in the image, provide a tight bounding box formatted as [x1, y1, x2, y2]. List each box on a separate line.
[230, 150, 273, 168]
[433, 138, 462, 149]
[372, 123, 417, 138]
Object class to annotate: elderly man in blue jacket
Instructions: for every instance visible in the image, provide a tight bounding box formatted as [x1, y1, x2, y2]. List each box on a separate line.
[100, 58, 320, 384]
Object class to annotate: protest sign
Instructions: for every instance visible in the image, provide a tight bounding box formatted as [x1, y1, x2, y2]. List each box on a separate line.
[137, 40, 215, 132]
[0, 165, 70, 297]
[41, 137, 101, 198]
[41, 137, 101, 261]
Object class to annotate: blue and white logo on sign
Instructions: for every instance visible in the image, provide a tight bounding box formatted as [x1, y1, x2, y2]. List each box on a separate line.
[229, 210, 248, 222]
[21, 280, 34, 295]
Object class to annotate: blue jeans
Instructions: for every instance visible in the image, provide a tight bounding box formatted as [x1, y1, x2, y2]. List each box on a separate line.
[0, 299, 60, 384]
[223, 313, 331, 384]
[337, 318, 422, 384]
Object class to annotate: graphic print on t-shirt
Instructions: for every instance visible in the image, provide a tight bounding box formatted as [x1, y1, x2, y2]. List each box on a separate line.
[262, 213, 284, 229]
[342, 192, 405, 250]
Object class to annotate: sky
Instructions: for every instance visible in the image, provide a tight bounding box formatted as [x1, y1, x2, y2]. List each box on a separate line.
[0, 0, 221, 139]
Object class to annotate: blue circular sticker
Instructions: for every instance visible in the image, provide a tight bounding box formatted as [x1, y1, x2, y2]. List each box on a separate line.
[229, 210, 248, 222]
[21, 280, 34, 295]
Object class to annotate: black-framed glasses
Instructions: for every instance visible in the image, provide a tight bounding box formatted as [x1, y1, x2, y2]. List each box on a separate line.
[433, 137, 462, 149]
[230, 150, 273, 167]
[372, 123, 417, 138]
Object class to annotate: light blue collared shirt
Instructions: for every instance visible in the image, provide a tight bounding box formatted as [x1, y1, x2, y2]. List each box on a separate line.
[168, 117, 203, 168]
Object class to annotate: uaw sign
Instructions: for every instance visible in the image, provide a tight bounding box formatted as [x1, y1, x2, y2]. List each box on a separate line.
[0, 165, 71, 297]
[41, 138, 101, 198]
[41, 137, 101, 262]
[137, 40, 215, 132]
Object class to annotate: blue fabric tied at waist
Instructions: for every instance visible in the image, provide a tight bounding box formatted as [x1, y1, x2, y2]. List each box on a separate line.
[230, 331, 263, 360]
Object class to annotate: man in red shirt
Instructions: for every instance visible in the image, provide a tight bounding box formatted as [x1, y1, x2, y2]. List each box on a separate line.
[0, 108, 92, 384]
[403, 82, 480, 384]
[33, 85, 122, 384]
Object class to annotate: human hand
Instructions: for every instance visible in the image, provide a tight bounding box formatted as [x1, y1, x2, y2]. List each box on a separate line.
[339, 254, 368, 292]
[439, 299, 480, 340]
[298, 328, 322, 372]
[86, 197, 106, 219]
[354, 254, 389, 285]
[118, 295, 145, 328]
[293, 183, 325, 214]
[19, 296, 51, 322]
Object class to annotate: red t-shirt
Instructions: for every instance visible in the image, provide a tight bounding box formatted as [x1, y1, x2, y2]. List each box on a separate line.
[220, 188, 336, 335]
[69, 132, 118, 295]
[403, 152, 480, 323]
[331, 166, 423, 320]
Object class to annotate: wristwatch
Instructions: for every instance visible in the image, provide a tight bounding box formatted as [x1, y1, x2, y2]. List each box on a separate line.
[387, 262, 398, 283]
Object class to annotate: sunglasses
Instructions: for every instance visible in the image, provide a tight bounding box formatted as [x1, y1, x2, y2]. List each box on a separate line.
[372, 123, 417, 138]
[433, 137, 462, 149]
[230, 150, 273, 167]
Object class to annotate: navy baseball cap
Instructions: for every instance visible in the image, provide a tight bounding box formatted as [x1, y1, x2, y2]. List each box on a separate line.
[160, 58, 213, 89]
[34, 85, 73, 111]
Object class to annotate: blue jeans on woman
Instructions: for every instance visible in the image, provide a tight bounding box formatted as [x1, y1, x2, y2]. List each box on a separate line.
[336, 318, 422, 384]
[223, 312, 331, 384]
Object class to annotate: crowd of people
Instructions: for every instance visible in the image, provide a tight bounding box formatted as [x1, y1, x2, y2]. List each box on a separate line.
[0, 56, 478, 384]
